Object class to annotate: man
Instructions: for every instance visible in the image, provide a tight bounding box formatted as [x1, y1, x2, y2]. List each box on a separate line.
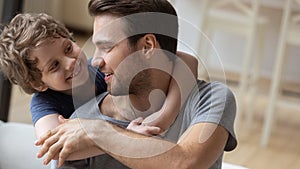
[36, 0, 237, 168]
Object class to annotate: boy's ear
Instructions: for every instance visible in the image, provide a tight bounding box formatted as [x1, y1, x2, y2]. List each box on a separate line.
[32, 82, 48, 92]
[142, 34, 157, 56]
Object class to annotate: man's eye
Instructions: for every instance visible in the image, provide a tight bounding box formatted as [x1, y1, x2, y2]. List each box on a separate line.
[49, 61, 59, 72]
[102, 46, 112, 52]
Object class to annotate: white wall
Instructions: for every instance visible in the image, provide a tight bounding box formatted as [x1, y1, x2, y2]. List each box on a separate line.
[61, 0, 93, 32]
[173, 0, 300, 84]
[23, 0, 62, 21]
[23, 0, 92, 32]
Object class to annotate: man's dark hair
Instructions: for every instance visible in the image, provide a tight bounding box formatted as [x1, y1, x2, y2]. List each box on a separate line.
[88, 0, 178, 55]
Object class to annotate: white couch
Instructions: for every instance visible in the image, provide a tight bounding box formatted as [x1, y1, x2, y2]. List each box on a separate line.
[0, 121, 50, 169]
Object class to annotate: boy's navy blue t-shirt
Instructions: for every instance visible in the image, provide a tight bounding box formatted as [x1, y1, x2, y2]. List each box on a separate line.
[30, 59, 107, 125]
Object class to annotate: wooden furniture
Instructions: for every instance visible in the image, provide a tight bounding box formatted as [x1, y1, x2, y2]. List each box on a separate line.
[261, 0, 300, 146]
[197, 0, 268, 131]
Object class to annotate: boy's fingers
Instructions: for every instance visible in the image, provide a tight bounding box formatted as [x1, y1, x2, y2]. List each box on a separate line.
[132, 117, 143, 124]
[147, 126, 162, 135]
[58, 115, 64, 123]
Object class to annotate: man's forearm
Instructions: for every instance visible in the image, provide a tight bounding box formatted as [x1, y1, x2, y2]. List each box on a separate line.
[36, 118, 227, 169]
[66, 147, 104, 161]
[88, 120, 228, 169]
[90, 120, 184, 169]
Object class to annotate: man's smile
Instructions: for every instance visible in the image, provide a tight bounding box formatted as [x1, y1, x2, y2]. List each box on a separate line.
[104, 73, 113, 82]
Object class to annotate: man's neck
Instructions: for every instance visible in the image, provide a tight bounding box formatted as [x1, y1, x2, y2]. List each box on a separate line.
[100, 85, 172, 122]
[129, 69, 172, 117]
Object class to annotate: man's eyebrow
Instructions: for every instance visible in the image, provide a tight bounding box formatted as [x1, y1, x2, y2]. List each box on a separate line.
[93, 40, 115, 46]
[92, 34, 117, 45]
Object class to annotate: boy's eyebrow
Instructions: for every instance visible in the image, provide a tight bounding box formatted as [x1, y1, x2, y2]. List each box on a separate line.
[39, 58, 53, 72]
[41, 38, 65, 72]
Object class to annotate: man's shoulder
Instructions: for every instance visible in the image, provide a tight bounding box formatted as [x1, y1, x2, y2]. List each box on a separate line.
[182, 80, 236, 122]
[191, 80, 235, 100]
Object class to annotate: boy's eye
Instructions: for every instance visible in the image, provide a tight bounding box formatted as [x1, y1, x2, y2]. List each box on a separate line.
[65, 44, 72, 54]
[49, 61, 59, 72]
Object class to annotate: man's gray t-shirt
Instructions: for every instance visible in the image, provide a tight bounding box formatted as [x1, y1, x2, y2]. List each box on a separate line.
[62, 80, 237, 169]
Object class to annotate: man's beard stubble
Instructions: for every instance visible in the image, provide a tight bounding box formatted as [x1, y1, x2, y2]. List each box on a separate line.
[109, 69, 152, 96]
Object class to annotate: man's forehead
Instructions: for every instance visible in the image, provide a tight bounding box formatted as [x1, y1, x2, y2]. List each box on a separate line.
[92, 31, 127, 45]
[92, 15, 127, 44]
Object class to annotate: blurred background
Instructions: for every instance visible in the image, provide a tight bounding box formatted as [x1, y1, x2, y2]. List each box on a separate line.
[0, 0, 300, 169]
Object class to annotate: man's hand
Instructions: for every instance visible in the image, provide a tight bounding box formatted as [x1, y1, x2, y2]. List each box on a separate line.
[35, 117, 96, 167]
[127, 117, 162, 136]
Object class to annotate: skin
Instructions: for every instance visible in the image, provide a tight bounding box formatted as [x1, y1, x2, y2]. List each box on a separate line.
[35, 14, 230, 169]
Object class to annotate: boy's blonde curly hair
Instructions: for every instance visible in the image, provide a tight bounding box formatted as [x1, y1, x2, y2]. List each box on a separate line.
[0, 13, 74, 94]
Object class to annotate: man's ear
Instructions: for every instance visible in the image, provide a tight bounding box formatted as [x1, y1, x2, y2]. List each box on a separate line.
[142, 34, 157, 56]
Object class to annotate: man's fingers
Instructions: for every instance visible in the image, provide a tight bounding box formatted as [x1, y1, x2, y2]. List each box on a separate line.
[35, 128, 58, 146]
[43, 140, 63, 165]
[35, 130, 51, 146]
[57, 144, 72, 167]
[57, 157, 66, 168]
[36, 132, 59, 158]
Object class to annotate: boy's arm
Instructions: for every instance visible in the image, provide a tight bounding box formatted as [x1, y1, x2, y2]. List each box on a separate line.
[35, 114, 60, 139]
[140, 51, 198, 132]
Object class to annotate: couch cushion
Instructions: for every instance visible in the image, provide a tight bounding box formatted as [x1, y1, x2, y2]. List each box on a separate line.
[0, 122, 50, 169]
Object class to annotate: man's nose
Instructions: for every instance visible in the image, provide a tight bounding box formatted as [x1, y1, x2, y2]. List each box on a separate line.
[92, 56, 105, 68]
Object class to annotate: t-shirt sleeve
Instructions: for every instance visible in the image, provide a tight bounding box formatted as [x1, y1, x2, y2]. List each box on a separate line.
[30, 93, 60, 126]
[188, 81, 237, 151]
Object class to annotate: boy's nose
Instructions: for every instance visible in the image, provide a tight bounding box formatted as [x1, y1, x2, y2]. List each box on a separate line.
[64, 57, 76, 71]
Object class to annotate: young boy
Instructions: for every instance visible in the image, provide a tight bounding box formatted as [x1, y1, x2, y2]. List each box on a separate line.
[0, 13, 198, 165]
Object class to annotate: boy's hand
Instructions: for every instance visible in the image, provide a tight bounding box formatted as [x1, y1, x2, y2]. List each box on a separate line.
[127, 117, 162, 136]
